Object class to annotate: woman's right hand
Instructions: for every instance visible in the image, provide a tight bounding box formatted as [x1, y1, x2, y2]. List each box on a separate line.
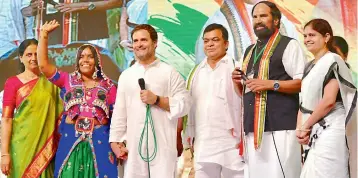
[1, 155, 11, 176]
[40, 20, 60, 34]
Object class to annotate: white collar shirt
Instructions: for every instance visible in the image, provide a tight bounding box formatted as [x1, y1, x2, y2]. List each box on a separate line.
[190, 54, 244, 170]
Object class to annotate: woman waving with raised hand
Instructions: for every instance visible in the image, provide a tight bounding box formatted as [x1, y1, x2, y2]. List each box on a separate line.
[37, 20, 119, 178]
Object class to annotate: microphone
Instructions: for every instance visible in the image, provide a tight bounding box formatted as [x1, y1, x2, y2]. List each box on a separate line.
[235, 68, 248, 81]
[138, 78, 145, 90]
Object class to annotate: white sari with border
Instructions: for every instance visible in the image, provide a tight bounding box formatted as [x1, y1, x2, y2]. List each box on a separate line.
[300, 52, 357, 178]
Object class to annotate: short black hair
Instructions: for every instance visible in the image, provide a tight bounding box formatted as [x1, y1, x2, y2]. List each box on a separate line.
[332, 36, 349, 58]
[203, 23, 229, 41]
[252, 1, 282, 28]
[131, 24, 158, 42]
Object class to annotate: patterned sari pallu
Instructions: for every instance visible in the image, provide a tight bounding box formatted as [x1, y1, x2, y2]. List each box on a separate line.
[10, 76, 63, 178]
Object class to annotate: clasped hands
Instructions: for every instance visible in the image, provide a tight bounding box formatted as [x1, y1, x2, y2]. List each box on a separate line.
[296, 126, 311, 145]
[110, 142, 128, 162]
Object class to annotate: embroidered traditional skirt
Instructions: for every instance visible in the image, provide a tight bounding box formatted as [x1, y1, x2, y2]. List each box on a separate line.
[59, 141, 96, 178]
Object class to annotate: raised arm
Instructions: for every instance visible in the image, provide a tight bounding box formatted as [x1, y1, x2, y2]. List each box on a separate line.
[56, 0, 123, 13]
[119, 3, 133, 51]
[37, 20, 60, 78]
[20, 0, 40, 17]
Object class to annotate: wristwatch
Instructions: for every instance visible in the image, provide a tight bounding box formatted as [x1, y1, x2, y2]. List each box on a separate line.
[88, 2, 96, 11]
[154, 95, 160, 105]
[273, 80, 280, 91]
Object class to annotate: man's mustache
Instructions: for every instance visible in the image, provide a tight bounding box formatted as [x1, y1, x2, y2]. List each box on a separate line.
[254, 23, 267, 30]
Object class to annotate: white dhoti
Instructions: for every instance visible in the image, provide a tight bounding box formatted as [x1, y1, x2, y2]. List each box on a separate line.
[195, 162, 244, 178]
[246, 130, 301, 178]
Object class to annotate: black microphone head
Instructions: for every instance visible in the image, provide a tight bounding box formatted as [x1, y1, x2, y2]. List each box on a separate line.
[138, 78, 145, 90]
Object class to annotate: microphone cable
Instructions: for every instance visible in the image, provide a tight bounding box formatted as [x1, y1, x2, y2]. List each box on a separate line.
[138, 78, 158, 178]
[267, 101, 286, 178]
[138, 104, 158, 178]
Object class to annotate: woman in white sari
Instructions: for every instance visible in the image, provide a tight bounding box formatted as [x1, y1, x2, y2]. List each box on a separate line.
[297, 18, 357, 178]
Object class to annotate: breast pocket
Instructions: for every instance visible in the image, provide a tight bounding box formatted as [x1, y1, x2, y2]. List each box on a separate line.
[211, 78, 227, 119]
[213, 78, 226, 100]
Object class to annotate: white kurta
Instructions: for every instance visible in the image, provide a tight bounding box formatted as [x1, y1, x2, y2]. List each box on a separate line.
[300, 52, 357, 178]
[109, 59, 191, 178]
[188, 55, 244, 175]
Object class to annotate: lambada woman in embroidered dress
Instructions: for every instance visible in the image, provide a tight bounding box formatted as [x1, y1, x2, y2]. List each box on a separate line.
[1, 39, 63, 177]
[37, 20, 118, 177]
[297, 18, 357, 178]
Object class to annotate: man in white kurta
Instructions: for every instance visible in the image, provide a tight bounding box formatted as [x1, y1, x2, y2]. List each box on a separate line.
[109, 24, 191, 178]
[184, 24, 244, 178]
